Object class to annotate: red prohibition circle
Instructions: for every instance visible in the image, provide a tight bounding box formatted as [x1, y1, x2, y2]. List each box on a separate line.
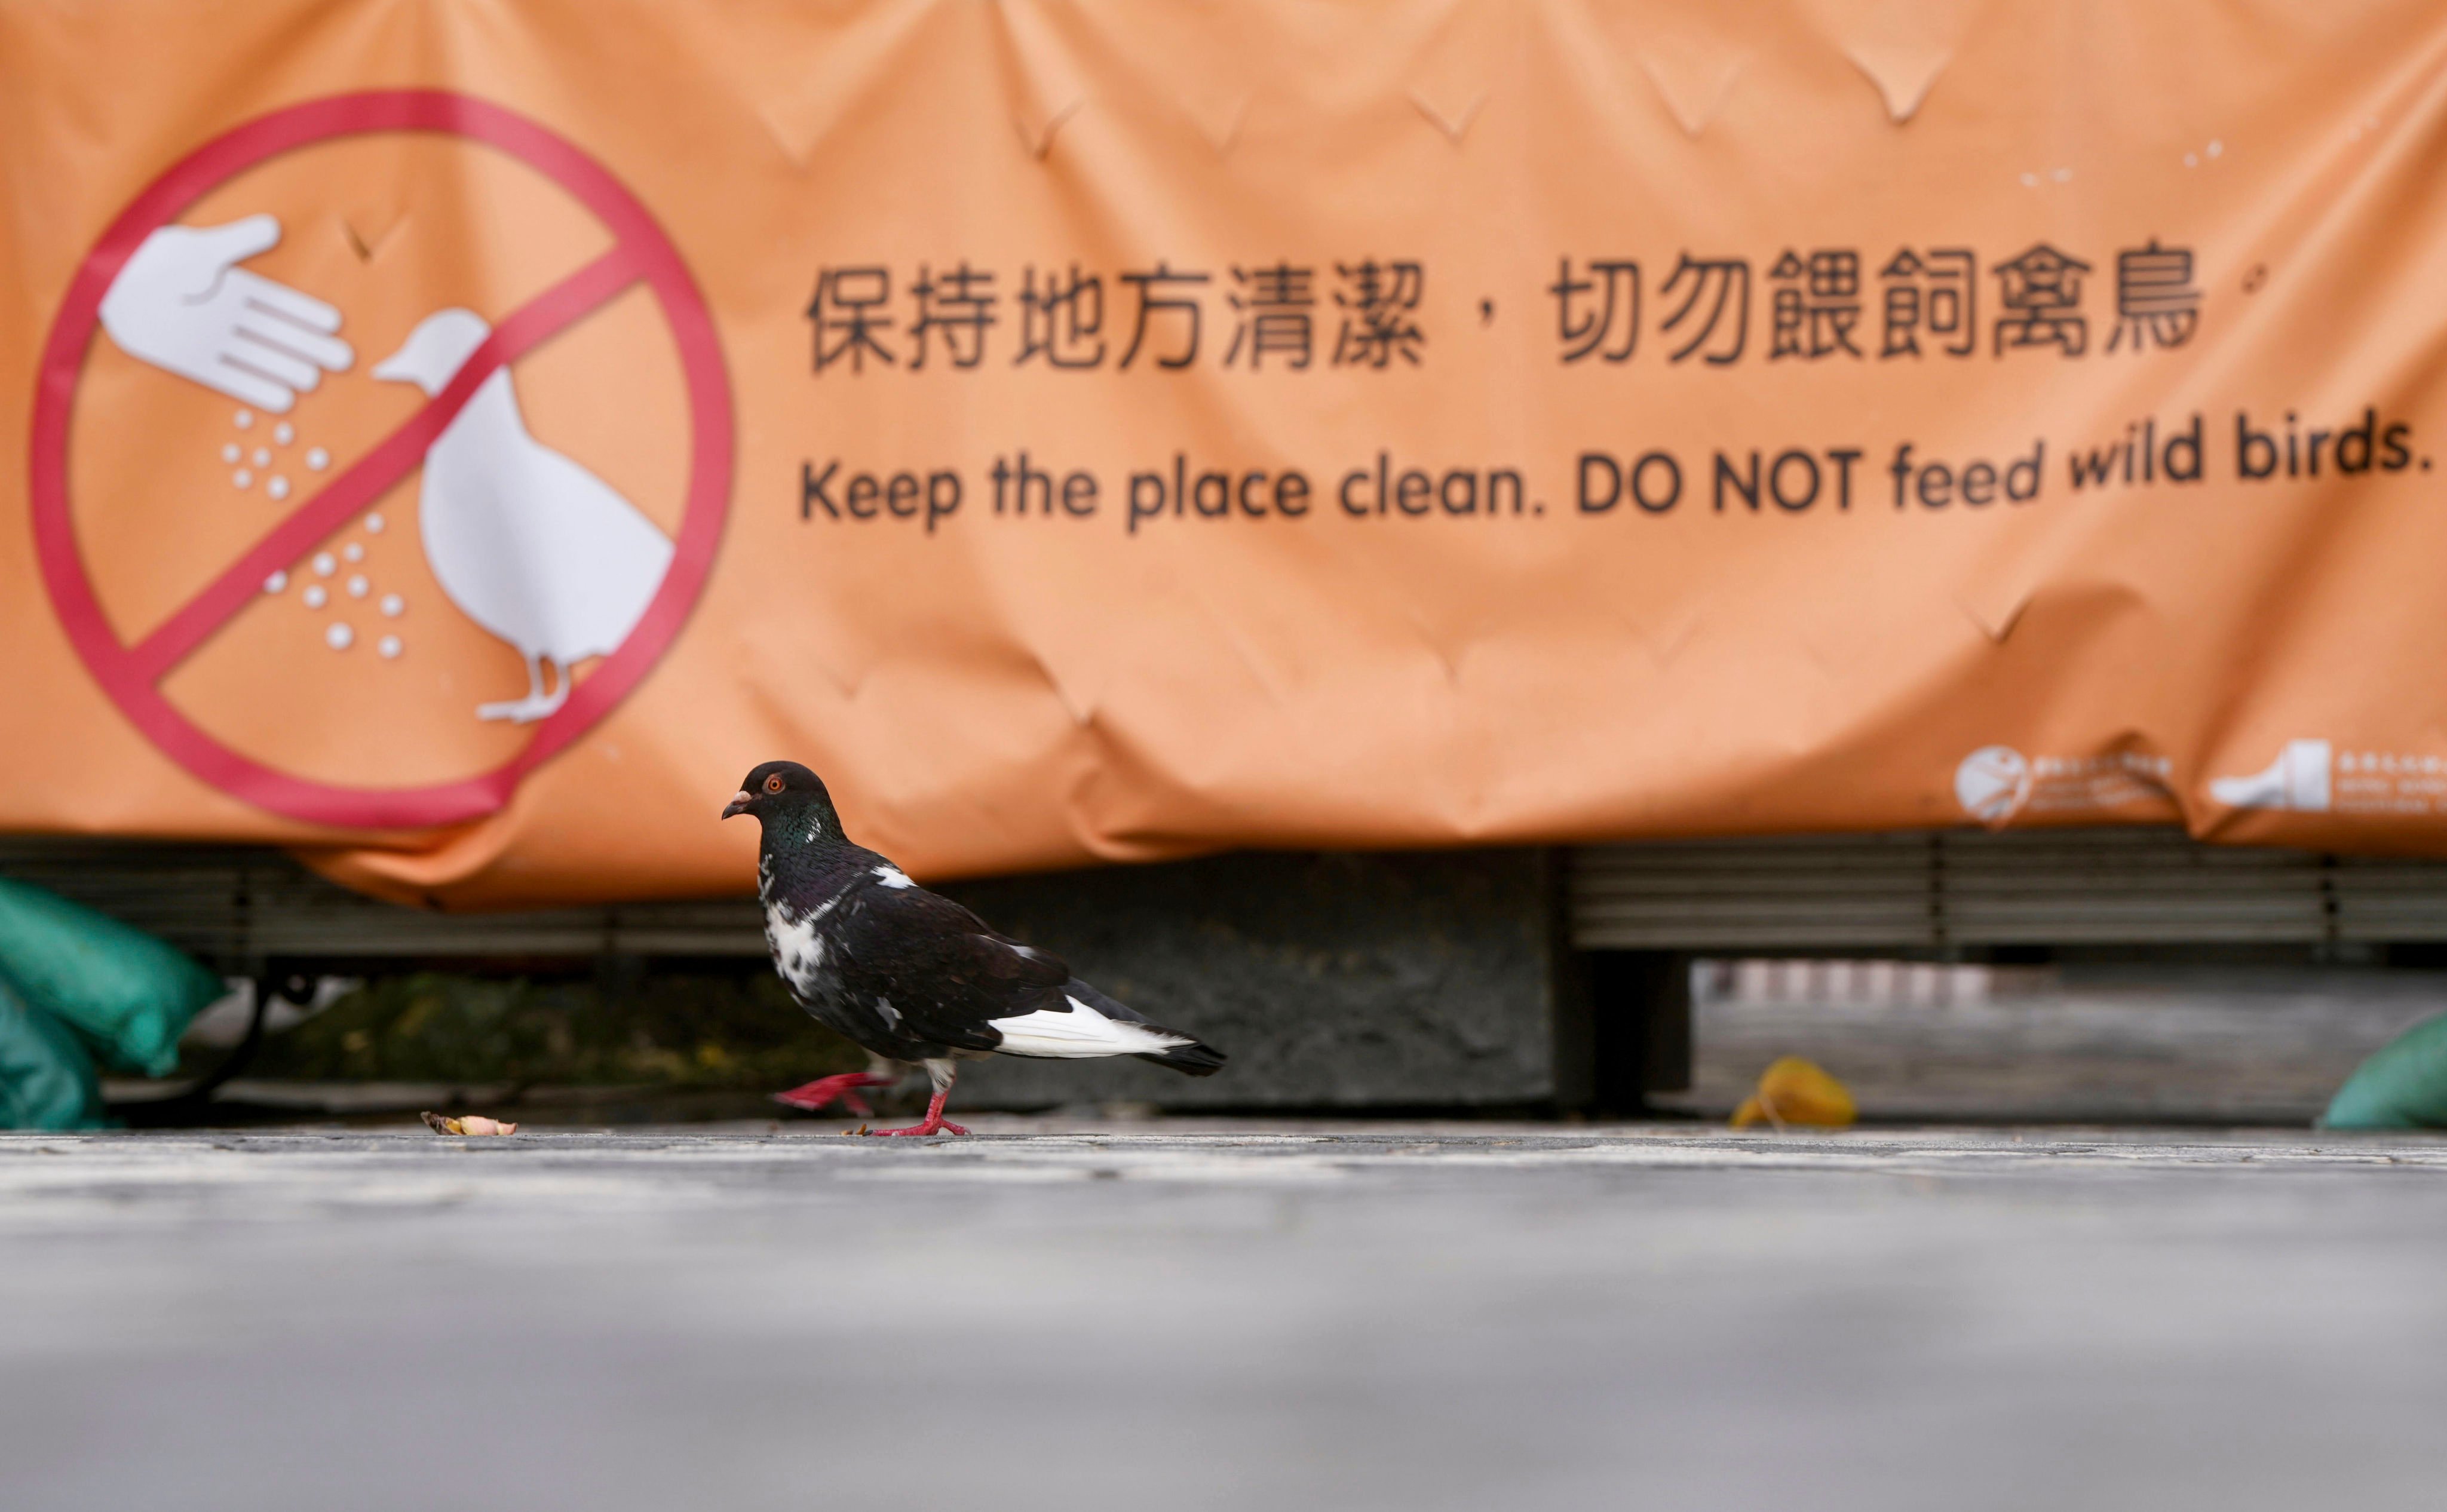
[30, 91, 733, 830]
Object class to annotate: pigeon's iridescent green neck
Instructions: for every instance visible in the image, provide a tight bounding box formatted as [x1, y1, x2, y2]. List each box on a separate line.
[757, 795, 854, 885]
[790, 811, 833, 850]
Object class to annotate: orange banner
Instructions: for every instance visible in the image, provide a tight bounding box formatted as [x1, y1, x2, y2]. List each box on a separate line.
[4, 0, 2446, 906]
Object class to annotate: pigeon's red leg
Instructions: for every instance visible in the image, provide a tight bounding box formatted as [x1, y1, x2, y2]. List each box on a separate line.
[864, 1089, 971, 1137]
[771, 1072, 894, 1117]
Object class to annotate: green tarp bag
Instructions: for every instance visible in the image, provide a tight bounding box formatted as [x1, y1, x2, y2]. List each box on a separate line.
[2322, 1011, 2447, 1129]
[0, 877, 220, 1077]
[0, 973, 108, 1130]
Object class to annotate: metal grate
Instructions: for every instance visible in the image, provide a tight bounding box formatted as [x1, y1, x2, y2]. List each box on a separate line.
[1571, 827, 2447, 950]
[0, 839, 766, 970]
[19, 828, 2447, 968]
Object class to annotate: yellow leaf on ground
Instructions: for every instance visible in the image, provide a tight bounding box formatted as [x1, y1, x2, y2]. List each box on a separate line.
[420, 1111, 519, 1136]
[1730, 1057, 1856, 1129]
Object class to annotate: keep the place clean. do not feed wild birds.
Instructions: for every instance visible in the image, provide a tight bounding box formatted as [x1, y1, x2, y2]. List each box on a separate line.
[723, 762, 1226, 1137]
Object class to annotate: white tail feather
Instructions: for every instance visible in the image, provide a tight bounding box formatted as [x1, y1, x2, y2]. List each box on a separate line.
[989, 995, 1191, 1059]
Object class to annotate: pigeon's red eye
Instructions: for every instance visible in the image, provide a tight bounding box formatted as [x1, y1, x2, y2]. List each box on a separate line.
[763, 774, 786, 795]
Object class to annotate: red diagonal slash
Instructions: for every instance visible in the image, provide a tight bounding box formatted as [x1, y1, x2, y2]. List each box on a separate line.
[124, 240, 646, 684]
[33, 90, 733, 830]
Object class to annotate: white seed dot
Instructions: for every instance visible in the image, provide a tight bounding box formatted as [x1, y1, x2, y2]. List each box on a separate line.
[2184, 152, 2198, 167]
[312, 552, 335, 576]
[342, 542, 363, 562]
[232, 470, 252, 489]
[2208, 139, 2222, 157]
[303, 584, 327, 609]
[306, 447, 330, 471]
[346, 574, 369, 598]
[2019, 171, 2037, 187]
[326, 622, 354, 651]
[267, 476, 291, 501]
[222, 443, 241, 464]
[379, 594, 404, 618]
[363, 512, 384, 533]
[234, 409, 254, 430]
[2051, 166, 2071, 182]
[252, 447, 271, 467]
[378, 635, 402, 660]
[274, 422, 295, 444]
[263, 571, 288, 594]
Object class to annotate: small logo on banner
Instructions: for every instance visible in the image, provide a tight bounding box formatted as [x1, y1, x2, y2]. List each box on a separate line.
[2208, 738, 2333, 813]
[1954, 745, 2032, 824]
[1954, 746, 2174, 826]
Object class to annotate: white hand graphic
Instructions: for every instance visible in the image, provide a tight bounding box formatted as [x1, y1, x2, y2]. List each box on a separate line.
[99, 214, 353, 413]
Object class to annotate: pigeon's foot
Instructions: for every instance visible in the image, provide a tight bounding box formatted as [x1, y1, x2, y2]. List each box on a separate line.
[476, 692, 568, 725]
[867, 1118, 971, 1137]
[771, 1072, 894, 1118]
[863, 1090, 970, 1137]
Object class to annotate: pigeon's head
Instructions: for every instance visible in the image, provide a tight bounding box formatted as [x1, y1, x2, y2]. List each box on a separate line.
[723, 760, 844, 844]
[372, 308, 493, 397]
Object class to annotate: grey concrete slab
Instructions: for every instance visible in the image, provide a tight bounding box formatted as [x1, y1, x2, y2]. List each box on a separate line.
[3, 1122, 2445, 1511]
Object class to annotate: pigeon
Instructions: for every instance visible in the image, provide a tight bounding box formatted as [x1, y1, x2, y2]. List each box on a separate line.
[372, 308, 674, 723]
[723, 760, 1226, 1136]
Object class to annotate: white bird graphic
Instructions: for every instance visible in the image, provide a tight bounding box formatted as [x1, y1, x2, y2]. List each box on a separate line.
[371, 308, 673, 723]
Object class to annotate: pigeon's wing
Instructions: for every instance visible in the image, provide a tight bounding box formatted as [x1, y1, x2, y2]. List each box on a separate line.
[835, 882, 1075, 1050]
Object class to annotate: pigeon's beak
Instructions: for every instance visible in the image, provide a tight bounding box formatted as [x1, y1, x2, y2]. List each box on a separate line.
[721, 790, 754, 820]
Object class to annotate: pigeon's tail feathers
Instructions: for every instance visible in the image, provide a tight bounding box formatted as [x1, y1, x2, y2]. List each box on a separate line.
[984, 978, 1225, 1075]
[1135, 1037, 1227, 1077]
[988, 986, 1191, 1060]
[1056, 979, 1228, 1077]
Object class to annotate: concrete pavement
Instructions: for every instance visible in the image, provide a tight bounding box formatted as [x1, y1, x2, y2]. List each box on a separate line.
[4, 1121, 2445, 1510]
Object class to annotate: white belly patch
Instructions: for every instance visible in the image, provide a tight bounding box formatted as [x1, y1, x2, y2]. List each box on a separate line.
[765, 901, 829, 996]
